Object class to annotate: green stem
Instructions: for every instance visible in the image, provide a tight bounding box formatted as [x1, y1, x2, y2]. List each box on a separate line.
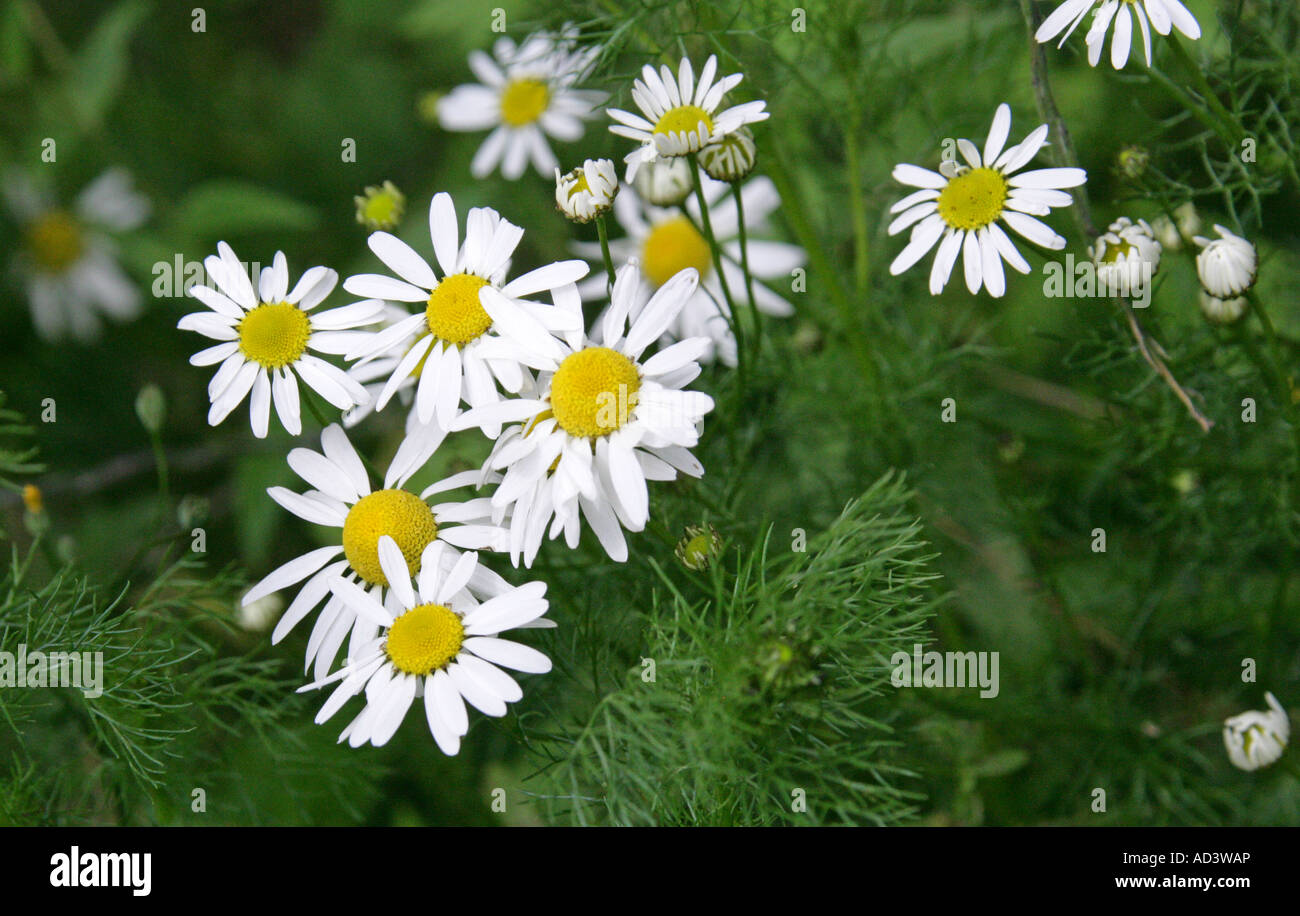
[148, 429, 170, 517]
[690, 154, 746, 386]
[845, 115, 870, 300]
[1166, 35, 1243, 142]
[731, 182, 763, 366]
[596, 215, 617, 297]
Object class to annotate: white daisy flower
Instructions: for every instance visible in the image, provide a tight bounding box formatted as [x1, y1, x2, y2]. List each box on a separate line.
[1223, 692, 1290, 772]
[1035, 0, 1201, 69]
[342, 193, 589, 436]
[608, 54, 769, 181]
[555, 158, 618, 223]
[1089, 216, 1161, 297]
[3, 167, 149, 343]
[240, 423, 509, 679]
[437, 28, 606, 180]
[888, 102, 1088, 298]
[574, 174, 804, 366]
[451, 263, 715, 566]
[178, 243, 381, 437]
[1193, 224, 1257, 299]
[302, 536, 552, 752]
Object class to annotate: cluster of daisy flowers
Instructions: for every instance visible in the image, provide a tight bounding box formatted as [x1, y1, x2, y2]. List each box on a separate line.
[173, 28, 794, 754]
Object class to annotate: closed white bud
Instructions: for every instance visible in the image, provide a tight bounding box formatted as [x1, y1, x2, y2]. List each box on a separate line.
[1089, 217, 1161, 296]
[1193, 224, 1257, 299]
[1223, 691, 1289, 771]
[1199, 289, 1248, 324]
[555, 158, 618, 223]
[631, 156, 692, 207]
[700, 127, 757, 182]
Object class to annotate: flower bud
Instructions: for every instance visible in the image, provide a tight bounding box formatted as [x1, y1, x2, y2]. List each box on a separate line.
[135, 383, 166, 434]
[1223, 692, 1289, 771]
[354, 181, 406, 231]
[1193, 224, 1257, 298]
[700, 127, 757, 182]
[632, 156, 692, 207]
[555, 159, 618, 223]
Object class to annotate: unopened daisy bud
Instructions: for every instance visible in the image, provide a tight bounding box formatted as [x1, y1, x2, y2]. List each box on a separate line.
[134, 383, 166, 434]
[1193, 224, 1257, 299]
[416, 90, 444, 125]
[675, 524, 722, 571]
[1115, 144, 1149, 181]
[237, 590, 283, 632]
[177, 494, 209, 530]
[1089, 217, 1161, 298]
[354, 180, 406, 231]
[555, 158, 618, 223]
[1223, 692, 1289, 772]
[21, 483, 42, 515]
[699, 127, 757, 182]
[632, 156, 692, 207]
[1199, 289, 1248, 325]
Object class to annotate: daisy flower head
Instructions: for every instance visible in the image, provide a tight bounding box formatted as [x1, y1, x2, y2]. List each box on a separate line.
[342, 192, 589, 435]
[4, 167, 149, 342]
[574, 174, 804, 366]
[179, 243, 382, 437]
[240, 423, 510, 678]
[888, 102, 1088, 298]
[1223, 692, 1290, 772]
[632, 156, 693, 207]
[303, 536, 552, 752]
[699, 127, 757, 183]
[1035, 0, 1201, 69]
[1193, 224, 1257, 299]
[608, 55, 769, 181]
[437, 27, 607, 180]
[1089, 217, 1161, 296]
[1199, 289, 1248, 325]
[555, 158, 618, 223]
[451, 263, 715, 566]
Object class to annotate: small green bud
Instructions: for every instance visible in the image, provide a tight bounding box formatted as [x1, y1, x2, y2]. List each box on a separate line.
[135, 383, 166, 433]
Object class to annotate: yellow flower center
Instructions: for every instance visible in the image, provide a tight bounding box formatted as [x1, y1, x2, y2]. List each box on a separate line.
[1101, 240, 1134, 263]
[26, 210, 83, 272]
[549, 347, 641, 439]
[565, 173, 592, 199]
[237, 302, 312, 369]
[654, 104, 714, 137]
[426, 273, 492, 347]
[385, 602, 464, 676]
[341, 489, 438, 587]
[500, 78, 550, 127]
[641, 216, 713, 288]
[936, 167, 1008, 231]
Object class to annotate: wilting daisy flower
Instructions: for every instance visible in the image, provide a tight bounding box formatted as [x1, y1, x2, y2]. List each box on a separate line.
[1035, 0, 1201, 69]
[1089, 217, 1161, 297]
[241, 423, 508, 678]
[179, 243, 380, 437]
[608, 55, 769, 181]
[555, 158, 618, 223]
[575, 175, 804, 366]
[3, 167, 149, 342]
[1223, 692, 1290, 772]
[452, 264, 714, 566]
[1193, 225, 1257, 299]
[302, 536, 552, 752]
[437, 28, 606, 180]
[342, 192, 588, 433]
[888, 102, 1088, 297]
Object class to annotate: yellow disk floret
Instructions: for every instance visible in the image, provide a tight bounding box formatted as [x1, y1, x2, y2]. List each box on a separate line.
[549, 347, 640, 439]
[26, 210, 83, 272]
[237, 302, 312, 369]
[341, 489, 438, 586]
[654, 104, 714, 138]
[936, 167, 1008, 232]
[426, 273, 492, 347]
[385, 602, 464, 676]
[500, 79, 550, 126]
[641, 216, 713, 288]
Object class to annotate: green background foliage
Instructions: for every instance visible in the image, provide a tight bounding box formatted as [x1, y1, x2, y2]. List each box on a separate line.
[1, 0, 1297, 825]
